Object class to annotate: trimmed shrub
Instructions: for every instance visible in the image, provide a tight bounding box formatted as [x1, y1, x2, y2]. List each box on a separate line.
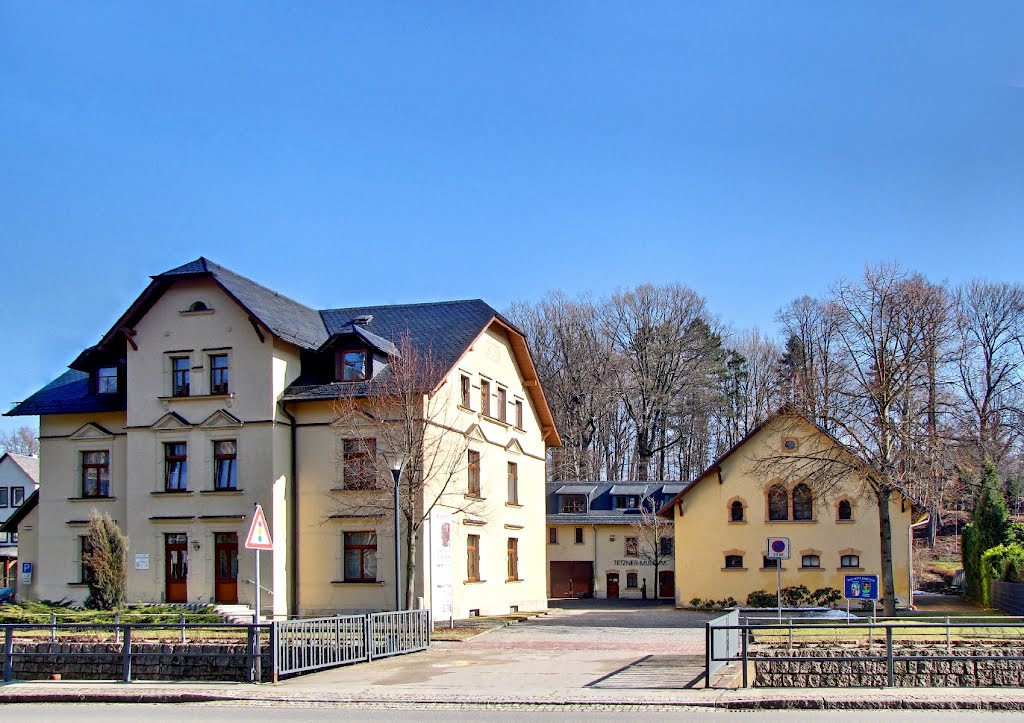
[746, 590, 776, 608]
[808, 587, 842, 607]
[780, 585, 810, 607]
[83, 511, 129, 610]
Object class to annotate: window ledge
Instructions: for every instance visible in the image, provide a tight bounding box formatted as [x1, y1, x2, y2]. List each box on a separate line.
[505, 578, 523, 583]
[481, 414, 511, 428]
[505, 502, 523, 508]
[728, 520, 748, 525]
[463, 580, 486, 584]
[760, 567, 787, 572]
[764, 519, 817, 524]
[839, 567, 865, 572]
[722, 567, 747, 571]
[67, 496, 116, 502]
[835, 519, 856, 524]
[151, 491, 194, 496]
[199, 490, 244, 495]
[457, 404, 475, 415]
[799, 567, 823, 572]
[464, 494, 486, 501]
[330, 580, 385, 586]
[180, 309, 215, 316]
[158, 393, 233, 401]
[67, 582, 90, 587]
[514, 426, 526, 433]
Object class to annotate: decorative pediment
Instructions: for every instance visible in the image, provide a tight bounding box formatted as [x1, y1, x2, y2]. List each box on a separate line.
[69, 422, 116, 441]
[504, 438, 525, 456]
[200, 409, 243, 429]
[151, 412, 193, 431]
[465, 423, 490, 444]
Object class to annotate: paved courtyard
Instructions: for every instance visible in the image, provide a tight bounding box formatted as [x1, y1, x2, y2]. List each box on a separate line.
[280, 600, 718, 701]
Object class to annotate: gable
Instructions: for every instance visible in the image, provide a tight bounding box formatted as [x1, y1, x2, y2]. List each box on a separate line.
[200, 409, 243, 429]
[152, 412, 193, 430]
[68, 422, 116, 441]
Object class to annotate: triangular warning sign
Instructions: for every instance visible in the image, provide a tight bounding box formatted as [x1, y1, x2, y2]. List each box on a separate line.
[245, 504, 274, 550]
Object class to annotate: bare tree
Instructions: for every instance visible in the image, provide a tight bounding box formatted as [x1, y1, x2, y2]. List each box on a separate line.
[627, 491, 674, 599]
[331, 333, 482, 610]
[954, 280, 1024, 474]
[757, 265, 945, 615]
[0, 425, 39, 456]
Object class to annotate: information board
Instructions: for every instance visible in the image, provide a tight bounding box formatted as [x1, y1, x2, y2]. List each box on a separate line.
[844, 574, 879, 600]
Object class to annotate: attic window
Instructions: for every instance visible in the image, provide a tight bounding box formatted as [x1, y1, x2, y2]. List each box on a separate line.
[337, 349, 368, 381]
[353, 314, 374, 325]
[96, 367, 118, 395]
[189, 301, 209, 312]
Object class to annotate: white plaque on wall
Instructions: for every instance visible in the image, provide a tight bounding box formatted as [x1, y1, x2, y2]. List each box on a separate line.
[135, 553, 150, 570]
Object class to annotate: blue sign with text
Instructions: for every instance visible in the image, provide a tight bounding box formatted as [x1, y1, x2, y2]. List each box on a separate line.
[21, 562, 32, 574]
[844, 575, 878, 600]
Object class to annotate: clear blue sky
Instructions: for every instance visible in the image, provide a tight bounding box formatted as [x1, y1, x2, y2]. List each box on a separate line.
[2, 2, 1023, 436]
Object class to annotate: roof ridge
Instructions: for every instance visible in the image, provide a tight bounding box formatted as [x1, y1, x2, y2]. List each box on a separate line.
[202, 259, 323, 315]
[320, 298, 488, 314]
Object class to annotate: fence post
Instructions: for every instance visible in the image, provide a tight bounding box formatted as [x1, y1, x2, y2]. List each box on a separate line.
[122, 625, 132, 683]
[885, 625, 894, 688]
[364, 614, 373, 662]
[180, 614, 186, 644]
[946, 617, 951, 654]
[787, 620, 793, 654]
[270, 621, 279, 684]
[114, 613, 121, 645]
[741, 623, 749, 689]
[50, 613, 56, 643]
[4, 627, 13, 682]
[704, 622, 712, 689]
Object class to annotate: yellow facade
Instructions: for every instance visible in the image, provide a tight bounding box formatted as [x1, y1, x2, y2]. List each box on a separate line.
[669, 414, 915, 608]
[13, 263, 555, 619]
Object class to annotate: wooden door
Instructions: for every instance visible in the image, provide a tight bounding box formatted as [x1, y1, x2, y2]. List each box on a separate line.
[550, 561, 572, 598]
[214, 532, 238, 603]
[659, 570, 674, 599]
[571, 561, 594, 597]
[165, 533, 188, 603]
[606, 572, 619, 599]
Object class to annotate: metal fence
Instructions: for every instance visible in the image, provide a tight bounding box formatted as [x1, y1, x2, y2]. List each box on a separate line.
[706, 616, 1024, 688]
[2, 622, 267, 683]
[272, 609, 431, 678]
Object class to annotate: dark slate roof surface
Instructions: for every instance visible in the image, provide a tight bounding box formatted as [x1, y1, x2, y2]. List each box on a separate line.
[6, 370, 126, 416]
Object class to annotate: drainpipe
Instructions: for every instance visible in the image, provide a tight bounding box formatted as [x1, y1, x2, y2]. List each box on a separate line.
[279, 401, 299, 616]
[592, 524, 599, 599]
[908, 514, 930, 609]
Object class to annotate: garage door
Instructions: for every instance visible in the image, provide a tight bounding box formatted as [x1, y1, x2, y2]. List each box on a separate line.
[550, 561, 594, 598]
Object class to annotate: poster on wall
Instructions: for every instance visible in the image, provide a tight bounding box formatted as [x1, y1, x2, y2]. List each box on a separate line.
[430, 508, 454, 621]
[135, 554, 150, 570]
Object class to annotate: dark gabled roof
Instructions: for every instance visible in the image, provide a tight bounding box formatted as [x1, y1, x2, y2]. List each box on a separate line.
[283, 299, 500, 400]
[154, 257, 328, 349]
[6, 369, 126, 416]
[0, 489, 38, 533]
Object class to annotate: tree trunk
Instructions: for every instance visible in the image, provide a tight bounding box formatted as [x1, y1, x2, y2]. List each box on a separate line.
[877, 485, 897, 616]
[405, 520, 417, 612]
[653, 559, 659, 600]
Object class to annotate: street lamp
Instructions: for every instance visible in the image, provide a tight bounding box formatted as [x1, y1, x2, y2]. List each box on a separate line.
[384, 451, 410, 612]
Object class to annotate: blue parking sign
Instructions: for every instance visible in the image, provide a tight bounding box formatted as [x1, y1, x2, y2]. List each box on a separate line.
[21, 562, 32, 574]
[844, 574, 878, 600]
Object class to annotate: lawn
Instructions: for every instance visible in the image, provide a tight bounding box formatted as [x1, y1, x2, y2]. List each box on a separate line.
[0, 599, 223, 625]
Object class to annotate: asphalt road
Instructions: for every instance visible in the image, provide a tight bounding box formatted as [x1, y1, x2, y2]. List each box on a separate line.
[1, 704, 1021, 721]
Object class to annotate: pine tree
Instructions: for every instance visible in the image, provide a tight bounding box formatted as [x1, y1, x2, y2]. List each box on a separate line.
[83, 511, 129, 610]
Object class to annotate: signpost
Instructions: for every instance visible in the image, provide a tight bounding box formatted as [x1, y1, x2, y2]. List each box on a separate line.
[844, 574, 879, 621]
[766, 537, 790, 622]
[245, 504, 273, 682]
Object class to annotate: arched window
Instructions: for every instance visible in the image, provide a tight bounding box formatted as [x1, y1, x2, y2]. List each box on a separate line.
[841, 554, 860, 568]
[730, 500, 745, 522]
[768, 484, 788, 521]
[838, 499, 853, 521]
[792, 484, 813, 520]
[188, 301, 209, 312]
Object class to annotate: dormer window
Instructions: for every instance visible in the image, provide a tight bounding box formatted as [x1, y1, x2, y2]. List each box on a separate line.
[615, 495, 640, 509]
[561, 494, 586, 513]
[97, 366, 118, 394]
[337, 349, 368, 381]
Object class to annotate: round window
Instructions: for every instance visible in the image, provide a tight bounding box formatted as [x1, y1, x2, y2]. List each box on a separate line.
[784, 439, 797, 450]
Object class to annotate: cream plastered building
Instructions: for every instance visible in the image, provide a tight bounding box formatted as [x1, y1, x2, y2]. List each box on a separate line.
[6, 258, 558, 618]
[545, 481, 680, 600]
[661, 410, 918, 609]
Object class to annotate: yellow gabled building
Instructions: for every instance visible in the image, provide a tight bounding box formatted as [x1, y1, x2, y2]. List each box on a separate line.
[661, 409, 920, 609]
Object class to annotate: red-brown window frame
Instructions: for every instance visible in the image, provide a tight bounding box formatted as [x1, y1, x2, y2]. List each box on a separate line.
[214, 440, 238, 490]
[460, 375, 471, 408]
[625, 536, 639, 557]
[480, 379, 491, 417]
[507, 537, 519, 580]
[467, 450, 481, 497]
[467, 534, 480, 581]
[343, 531, 378, 582]
[343, 439, 378, 490]
[497, 387, 507, 422]
[515, 399, 524, 429]
[171, 357, 190, 397]
[336, 348, 368, 382]
[506, 462, 518, 504]
[209, 354, 230, 395]
[81, 451, 110, 498]
[164, 442, 188, 491]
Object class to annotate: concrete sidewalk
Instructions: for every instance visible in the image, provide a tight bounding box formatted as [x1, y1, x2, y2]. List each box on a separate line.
[3, 680, 1024, 711]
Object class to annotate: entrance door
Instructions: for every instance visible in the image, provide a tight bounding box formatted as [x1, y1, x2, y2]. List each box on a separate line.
[606, 572, 619, 599]
[659, 570, 675, 599]
[571, 561, 594, 597]
[214, 532, 239, 603]
[165, 533, 188, 603]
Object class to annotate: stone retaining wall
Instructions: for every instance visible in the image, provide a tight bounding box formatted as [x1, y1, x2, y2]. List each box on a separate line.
[10, 641, 271, 682]
[754, 644, 1024, 687]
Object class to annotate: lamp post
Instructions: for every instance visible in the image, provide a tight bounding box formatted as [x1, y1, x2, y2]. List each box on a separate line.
[386, 452, 409, 612]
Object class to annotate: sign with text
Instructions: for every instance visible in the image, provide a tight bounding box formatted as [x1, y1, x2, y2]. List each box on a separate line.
[245, 505, 273, 550]
[845, 575, 879, 600]
[21, 561, 32, 584]
[430, 508, 454, 621]
[766, 537, 791, 560]
[134, 553, 150, 570]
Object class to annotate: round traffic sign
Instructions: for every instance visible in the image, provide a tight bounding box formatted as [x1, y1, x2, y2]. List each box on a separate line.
[771, 539, 787, 553]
